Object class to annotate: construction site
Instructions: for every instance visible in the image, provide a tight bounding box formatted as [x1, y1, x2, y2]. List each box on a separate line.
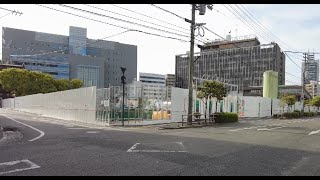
[175, 35, 286, 92]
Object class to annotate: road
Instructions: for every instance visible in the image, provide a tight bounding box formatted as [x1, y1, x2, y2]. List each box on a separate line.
[1, 109, 320, 176]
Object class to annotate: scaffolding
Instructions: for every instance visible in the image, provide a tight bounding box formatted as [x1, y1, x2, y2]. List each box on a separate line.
[176, 43, 286, 91]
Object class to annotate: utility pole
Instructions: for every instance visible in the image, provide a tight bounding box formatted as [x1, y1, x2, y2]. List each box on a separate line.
[185, 4, 211, 126]
[302, 53, 308, 113]
[186, 4, 196, 126]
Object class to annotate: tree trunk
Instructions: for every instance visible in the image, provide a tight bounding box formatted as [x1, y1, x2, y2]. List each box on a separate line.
[216, 101, 218, 113]
[204, 103, 207, 124]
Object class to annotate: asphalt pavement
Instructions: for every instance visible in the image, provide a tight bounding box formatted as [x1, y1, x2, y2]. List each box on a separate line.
[1, 109, 320, 176]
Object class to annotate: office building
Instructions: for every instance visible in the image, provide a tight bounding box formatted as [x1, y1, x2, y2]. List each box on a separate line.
[2, 26, 137, 88]
[175, 35, 286, 91]
[302, 53, 319, 84]
[139, 72, 166, 100]
[165, 74, 175, 101]
[305, 80, 320, 98]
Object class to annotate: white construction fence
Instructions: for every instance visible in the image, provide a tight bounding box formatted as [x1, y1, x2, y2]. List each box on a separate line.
[2, 87, 98, 125]
[1, 86, 318, 126]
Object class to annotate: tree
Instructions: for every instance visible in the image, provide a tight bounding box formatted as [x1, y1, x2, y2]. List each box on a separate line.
[0, 68, 31, 96]
[0, 68, 83, 97]
[54, 79, 71, 91]
[70, 79, 83, 89]
[197, 80, 227, 122]
[311, 96, 320, 112]
[280, 94, 296, 112]
[196, 91, 207, 120]
[304, 99, 312, 112]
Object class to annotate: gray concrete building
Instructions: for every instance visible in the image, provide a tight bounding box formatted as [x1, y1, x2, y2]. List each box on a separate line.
[302, 53, 319, 84]
[175, 35, 286, 91]
[2, 26, 137, 88]
[165, 74, 175, 100]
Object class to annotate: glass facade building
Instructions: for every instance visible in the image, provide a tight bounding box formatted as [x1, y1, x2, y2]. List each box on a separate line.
[2, 26, 137, 88]
[9, 55, 70, 79]
[77, 65, 100, 87]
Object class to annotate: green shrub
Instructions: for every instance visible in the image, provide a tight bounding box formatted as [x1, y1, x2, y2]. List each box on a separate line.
[293, 110, 301, 116]
[292, 112, 300, 118]
[303, 112, 316, 117]
[214, 112, 238, 123]
[283, 112, 292, 119]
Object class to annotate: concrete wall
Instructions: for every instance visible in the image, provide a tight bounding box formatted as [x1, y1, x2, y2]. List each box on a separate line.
[171, 87, 319, 121]
[2, 87, 97, 124]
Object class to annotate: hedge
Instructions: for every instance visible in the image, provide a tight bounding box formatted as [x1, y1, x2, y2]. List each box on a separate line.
[281, 111, 316, 119]
[214, 112, 238, 123]
[303, 112, 316, 117]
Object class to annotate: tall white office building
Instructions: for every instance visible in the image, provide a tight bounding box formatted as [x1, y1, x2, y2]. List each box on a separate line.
[139, 72, 166, 100]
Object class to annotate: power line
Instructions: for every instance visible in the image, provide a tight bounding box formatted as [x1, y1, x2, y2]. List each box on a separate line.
[17, 4, 194, 57]
[84, 4, 206, 44]
[284, 51, 302, 70]
[202, 26, 243, 49]
[0, 6, 22, 15]
[235, 5, 298, 53]
[285, 72, 300, 79]
[0, 12, 11, 19]
[285, 50, 320, 54]
[58, 4, 201, 42]
[110, 4, 189, 31]
[223, 4, 269, 43]
[285, 79, 300, 85]
[210, 6, 251, 35]
[150, 4, 186, 20]
[238, 4, 296, 51]
[231, 4, 280, 45]
[233, 5, 278, 45]
[10, 30, 133, 57]
[37, 5, 191, 43]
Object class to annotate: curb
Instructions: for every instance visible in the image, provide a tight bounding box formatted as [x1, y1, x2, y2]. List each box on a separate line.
[0, 126, 4, 141]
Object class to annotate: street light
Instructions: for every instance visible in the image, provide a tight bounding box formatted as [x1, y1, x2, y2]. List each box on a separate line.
[120, 67, 126, 127]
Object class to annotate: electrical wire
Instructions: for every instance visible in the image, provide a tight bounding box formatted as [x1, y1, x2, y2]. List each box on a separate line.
[238, 4, 297, 51]
[284, 51, 302, 70]
[285, 72, 300, 79]
[0, 6, 22, 15]
[37, 5, 190, 43]
[110, 4, 189, 31]
[13, 4, 199, 57]
[59, 4, 199, 42]
[84, 4, 206, 44]
[0, 12, 12, 19]
[150, 4, 186, 20]
[10, 30, 133, 57]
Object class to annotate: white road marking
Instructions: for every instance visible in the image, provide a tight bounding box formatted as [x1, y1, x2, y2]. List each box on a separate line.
[128, 150, 187, 153]
[127, 142, 187, 153]
[1, 115, 45, 142]
[86, 131, 100, 134]
[127, 143, 140, 152]
[0, 159, 40, 175]
[257, 126, 284, 131]
[308, 130, 320, 136]
[230, 119, 314, 132]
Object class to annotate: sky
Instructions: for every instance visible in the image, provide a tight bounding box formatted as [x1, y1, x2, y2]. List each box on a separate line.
[0, 4, 319, 85]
